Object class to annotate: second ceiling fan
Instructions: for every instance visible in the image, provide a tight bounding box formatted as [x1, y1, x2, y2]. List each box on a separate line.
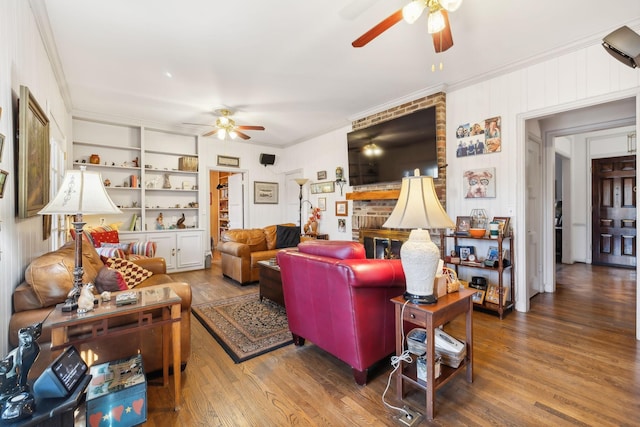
[352, 0, 462, 53]
[187, 109, 265, 140]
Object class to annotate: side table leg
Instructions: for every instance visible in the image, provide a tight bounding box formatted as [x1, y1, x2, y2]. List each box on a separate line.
[171, 303, 182, 411]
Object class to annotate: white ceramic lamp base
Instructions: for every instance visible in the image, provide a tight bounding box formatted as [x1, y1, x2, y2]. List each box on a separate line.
[400, 229, 440, 304]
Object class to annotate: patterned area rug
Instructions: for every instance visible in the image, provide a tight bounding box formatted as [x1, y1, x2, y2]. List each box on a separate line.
[192, 293, 293, 363]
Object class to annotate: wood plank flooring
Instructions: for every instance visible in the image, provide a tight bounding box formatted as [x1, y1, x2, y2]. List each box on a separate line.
[144, 261, 640, 426]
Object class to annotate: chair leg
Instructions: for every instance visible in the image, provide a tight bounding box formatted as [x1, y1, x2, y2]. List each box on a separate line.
[352, 368, 368, 385]
[292, 333, 305, 346]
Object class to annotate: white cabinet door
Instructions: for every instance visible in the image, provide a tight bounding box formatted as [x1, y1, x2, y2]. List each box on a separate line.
[146, 232, 177, 271]
[228, 173, 244, 229]
[176, 230, 204, 270]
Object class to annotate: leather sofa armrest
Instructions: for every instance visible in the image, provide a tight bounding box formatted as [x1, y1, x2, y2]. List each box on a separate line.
[218, 241, 251, 257]
[132, 257, 167, 275]
[341, 259, 406, 289]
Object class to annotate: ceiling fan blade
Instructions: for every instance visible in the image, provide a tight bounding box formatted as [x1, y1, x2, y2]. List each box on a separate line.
[352, 8, 403, 48]
[236, 125, 265, 131]
[432, 10, 453, 53]
[235, 131, 251, 140]
[202, 129, 218, 137]
[183, 122, 213, 126]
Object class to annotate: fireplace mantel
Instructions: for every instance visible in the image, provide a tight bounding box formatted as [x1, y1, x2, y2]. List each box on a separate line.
[346, 190, 400, 201]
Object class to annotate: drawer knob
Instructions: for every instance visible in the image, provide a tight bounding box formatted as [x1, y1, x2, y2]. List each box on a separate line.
[410, 313, 416, 319]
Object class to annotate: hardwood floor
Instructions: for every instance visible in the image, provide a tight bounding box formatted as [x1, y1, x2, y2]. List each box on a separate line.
[144, 261, 640, 426]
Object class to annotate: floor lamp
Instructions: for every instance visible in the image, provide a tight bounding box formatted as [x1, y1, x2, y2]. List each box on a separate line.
[294, 178, 309, 230]
[38, 166, 122, 311]
[383, 170, 455, 304]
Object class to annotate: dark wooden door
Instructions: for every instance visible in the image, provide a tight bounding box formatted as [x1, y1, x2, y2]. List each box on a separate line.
[592, 155, 636, 268]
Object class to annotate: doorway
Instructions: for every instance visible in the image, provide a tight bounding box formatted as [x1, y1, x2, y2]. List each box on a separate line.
[209, 169, 246, 253]
[524, 97, 637, 302]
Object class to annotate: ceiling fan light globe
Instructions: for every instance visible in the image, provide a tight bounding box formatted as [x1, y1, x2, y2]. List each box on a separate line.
[229, 130, 238, 139]
[217, 129, 226, 140]
[427, 9, 445, 34]
[219, 116, 230, 126]
[439, 0, 462, 12]
[402, 0, 426, 24]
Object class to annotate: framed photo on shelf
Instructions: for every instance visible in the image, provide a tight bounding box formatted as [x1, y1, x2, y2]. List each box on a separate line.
[456, 216, 472, 235]
[492, 216, 510, 236]
[253, 181, 278, 204]
[486, 246, 500, 262]
[471, 288, 486, 305]
[485, 284, 509, 305]
[455, 245, 475, 261]
[335, 201, 348, 216]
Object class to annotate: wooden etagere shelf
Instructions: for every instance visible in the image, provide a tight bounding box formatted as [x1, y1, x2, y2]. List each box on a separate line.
[445, 233, 515, 319]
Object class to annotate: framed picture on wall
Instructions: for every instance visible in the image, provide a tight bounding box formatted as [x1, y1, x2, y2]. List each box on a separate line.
[0, 169, 8, 198]
[318, 197, 326, 211]
[335, 201, 348, 216]
[254, 181, 278, 204]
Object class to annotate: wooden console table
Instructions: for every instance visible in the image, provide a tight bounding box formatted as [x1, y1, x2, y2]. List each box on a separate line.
[391, 288, 474, 420]
[44, 287, 182, 411]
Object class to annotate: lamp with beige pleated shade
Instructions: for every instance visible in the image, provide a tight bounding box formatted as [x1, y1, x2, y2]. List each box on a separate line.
[383, 169, 454, 304]
[38, 166, 122, 311]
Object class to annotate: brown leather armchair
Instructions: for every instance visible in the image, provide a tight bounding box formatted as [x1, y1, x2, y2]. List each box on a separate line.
[9, 240, 191, 377]
[217, 223, 297, 285]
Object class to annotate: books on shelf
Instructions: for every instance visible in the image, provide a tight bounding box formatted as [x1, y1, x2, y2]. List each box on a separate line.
[129, 213, 138, 231]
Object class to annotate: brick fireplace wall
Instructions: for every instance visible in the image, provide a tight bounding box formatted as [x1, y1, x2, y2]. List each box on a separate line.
[350, 92, 447, 241]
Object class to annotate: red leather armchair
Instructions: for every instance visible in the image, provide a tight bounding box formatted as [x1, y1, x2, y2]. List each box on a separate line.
[277, 240, 406, 385]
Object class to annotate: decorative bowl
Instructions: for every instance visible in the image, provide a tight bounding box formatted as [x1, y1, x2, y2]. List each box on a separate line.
[469, 228, 486, 238]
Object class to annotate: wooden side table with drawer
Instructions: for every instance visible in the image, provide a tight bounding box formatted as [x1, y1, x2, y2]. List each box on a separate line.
[391, 288, 474, 420]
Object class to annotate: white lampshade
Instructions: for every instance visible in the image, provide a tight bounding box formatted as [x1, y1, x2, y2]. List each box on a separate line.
[38, 167, 122, 216]
[383, 170, 454, 304]
[402, 0, 426, 24]
[439, 0, 463, 12]
[427, 8, 445, 34]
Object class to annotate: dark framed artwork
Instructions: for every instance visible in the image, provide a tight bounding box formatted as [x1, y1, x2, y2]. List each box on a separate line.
[18, 85, 50, 218]
[254, 181, 278, 204]
[455, 216, 472, 235]
[0, 169, 8, 198]
[335, 201, 348, 216]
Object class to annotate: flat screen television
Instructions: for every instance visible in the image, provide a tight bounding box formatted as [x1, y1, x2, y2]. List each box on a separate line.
[347, 107, 438, 186]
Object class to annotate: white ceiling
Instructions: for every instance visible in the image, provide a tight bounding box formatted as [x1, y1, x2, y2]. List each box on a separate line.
[37, 0, 640, 147]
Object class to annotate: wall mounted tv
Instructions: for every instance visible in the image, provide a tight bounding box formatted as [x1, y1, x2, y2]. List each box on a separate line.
[347, 107, 438, 186]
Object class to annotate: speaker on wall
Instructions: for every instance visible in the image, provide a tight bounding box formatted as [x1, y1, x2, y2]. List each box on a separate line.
[602, 26, 640, 69]
[260, 153, 276, 166]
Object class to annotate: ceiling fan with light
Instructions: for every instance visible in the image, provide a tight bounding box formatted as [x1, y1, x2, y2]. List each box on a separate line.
[352, 0, 462, 53]
[185, 109, 265, 140]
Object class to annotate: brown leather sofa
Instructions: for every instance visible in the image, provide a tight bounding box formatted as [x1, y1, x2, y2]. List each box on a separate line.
[217, 223, 299, 285]
[9, 240, 191, 377]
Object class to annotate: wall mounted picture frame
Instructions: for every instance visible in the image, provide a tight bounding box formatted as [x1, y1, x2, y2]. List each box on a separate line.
[217, 155, 240, 167]
[318, 197, 326, 211]
[455, 216, 472, 235]
[253, 181, 278, 204]
[492, 216, 511, 236]
[335, 201, 348, 216]
[0, 169, 8, 198]
[310, 181, 335, 194]
[338, 218, 346, 232]
[0, 133, 4, 163]
[317, 170, 327, 180]
[18, 85, 50, 218]
[463, 167, 496, 198]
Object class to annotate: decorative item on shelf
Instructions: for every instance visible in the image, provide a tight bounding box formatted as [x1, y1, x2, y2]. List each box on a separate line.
[335, 166, 347, 195]
[489, 221, 500, 239]
[163, 173, 171, 189]
[156, 213, 164, 230]
[38, 166, 122, 312]
[383, 169, 455, 304]
[492, 216, 510, 237]
[103, 178, 111, 187]
[304, 206, 321, 236]
[89, 154, 100, 164]
[178, 156, 198, 171]
[132, 157, 139, 168]
[470, 208, 488, 229]
[177, 213, 186, 229]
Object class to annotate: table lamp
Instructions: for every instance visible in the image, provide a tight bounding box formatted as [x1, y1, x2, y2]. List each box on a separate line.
[38, 166, 122, 311]
[383, 169, 455, 304]
[294, 178, 309, 229]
